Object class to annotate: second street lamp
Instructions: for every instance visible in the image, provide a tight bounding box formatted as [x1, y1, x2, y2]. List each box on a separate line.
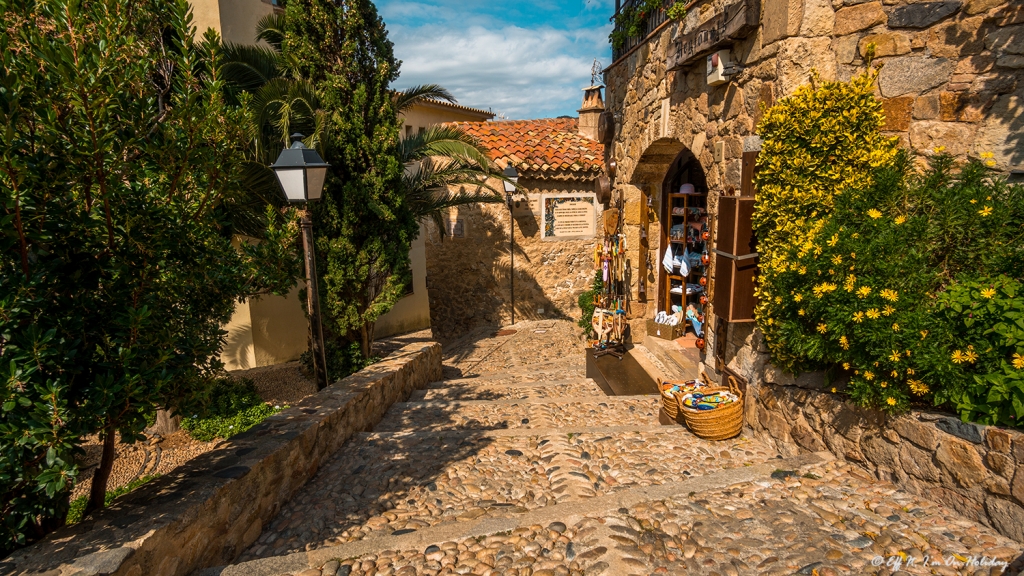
[503, 164, 519, 327]
[270, 133, 331, 391]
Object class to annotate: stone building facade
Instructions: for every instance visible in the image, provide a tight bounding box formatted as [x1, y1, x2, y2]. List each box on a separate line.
[425, 112, 607, 340]
[603, 0, 1023, 376]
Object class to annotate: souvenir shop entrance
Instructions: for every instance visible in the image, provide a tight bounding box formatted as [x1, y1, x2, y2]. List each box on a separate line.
[656, 148, 709, 346]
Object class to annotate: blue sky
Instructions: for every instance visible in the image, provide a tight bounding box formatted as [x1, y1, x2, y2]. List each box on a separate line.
[376, 0, 615, 120]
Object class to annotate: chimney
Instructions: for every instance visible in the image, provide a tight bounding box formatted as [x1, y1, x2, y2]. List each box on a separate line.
[578, 85, 605, 141]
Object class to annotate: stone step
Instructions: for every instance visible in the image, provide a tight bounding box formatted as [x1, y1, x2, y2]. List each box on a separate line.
[453, 360, 587, 381]
[375, 396, 662, 432]
[202, 451, 831, 576]
[231, 426, 783, 564]
[412, 379, 606, 401]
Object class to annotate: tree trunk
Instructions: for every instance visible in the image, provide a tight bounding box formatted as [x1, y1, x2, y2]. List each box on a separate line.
[85, 425, 116, 515]
[152, 409, 180, 435]
[360, 322, 370, 359]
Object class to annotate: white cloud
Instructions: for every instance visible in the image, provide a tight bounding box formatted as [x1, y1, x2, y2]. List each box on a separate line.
[384, 4, 613, 119]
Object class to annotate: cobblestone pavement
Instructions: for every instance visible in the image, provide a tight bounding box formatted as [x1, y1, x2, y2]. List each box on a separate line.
[221, 320, 1024, 576]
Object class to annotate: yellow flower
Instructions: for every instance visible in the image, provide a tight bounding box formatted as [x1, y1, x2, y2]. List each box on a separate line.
[827, 233, 839, 247]
[866, 308, 881, 320]
[883, 305, 896, 317]
[813, 282, 838, 298]
[864, 371, 875, 381]
[985, 160, 996, 167]
[981, 288, 996, 299]
[775, 296, 783, 304]
[964, 349, 978, 363]
[980, 151, 994, 159]
[1012, 353, 1024, 370]
[840, 336, 850, 350]
[894, 215, 906, 225]
[909, 380, 930, 395]
[952, 350, 968, 364]
[920, 330, 929, 340]
[798, 309, 806, 316]
[887, 397, 897, 406]
[832, 255, 843, 265]
[880, 289, 898, 302]
[857, 286, 872, 299]
[881, 381, 888, 388]
[843, 363, 851, 370]
[934, 146, 946, 153]
[867, 209, 882, 219]
[891, 370, 899, 378]
[889, 350, 902, 363]
[832, 387, 837, 393]
[892, 323, 900, 332]
[817, 323, 828, 334]
[853, 311, 865, 323]
[907, 368, 915, 375]
[979, 206, 993, 217]
[970, 199, 978, 204]
[794, 293, 803, 302]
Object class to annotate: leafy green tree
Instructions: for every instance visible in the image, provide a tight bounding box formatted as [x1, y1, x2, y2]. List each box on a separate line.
[282, 0, 413, 359]
[0, 0, 299, 552]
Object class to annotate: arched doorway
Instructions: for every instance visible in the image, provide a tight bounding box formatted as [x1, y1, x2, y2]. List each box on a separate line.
[657, 149, 709, 332]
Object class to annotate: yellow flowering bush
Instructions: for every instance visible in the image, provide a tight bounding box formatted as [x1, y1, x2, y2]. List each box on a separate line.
[753, 71, 1024, 425]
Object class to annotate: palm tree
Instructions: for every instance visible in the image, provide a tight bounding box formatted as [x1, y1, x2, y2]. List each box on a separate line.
[392, 85, 506, 235]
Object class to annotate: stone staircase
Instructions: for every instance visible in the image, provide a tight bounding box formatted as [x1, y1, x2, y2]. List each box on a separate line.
[204, 349, 1024, 576]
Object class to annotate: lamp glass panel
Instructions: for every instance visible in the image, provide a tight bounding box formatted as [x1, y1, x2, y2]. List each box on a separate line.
[275, 168, 307, 203]
[306, 166, 328, 201]
[503, 180, 516, 193]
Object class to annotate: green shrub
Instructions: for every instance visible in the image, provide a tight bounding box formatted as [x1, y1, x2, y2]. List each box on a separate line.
[578, 274, 604, 338]
[66, 475, 159, 525]
[180, 379, 284, 442]
[754, 70, 1024, 425]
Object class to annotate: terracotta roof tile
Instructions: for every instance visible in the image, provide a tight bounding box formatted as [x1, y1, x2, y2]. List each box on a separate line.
[451, 118, 605, 179]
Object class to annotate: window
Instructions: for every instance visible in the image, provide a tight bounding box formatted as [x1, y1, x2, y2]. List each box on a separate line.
[404, 125, 413, 139]
[418, 126, 425, 135]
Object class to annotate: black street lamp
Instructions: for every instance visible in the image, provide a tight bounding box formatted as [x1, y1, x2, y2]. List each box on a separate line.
[270, 134, 331, 390]
[503, 164, 520, 327]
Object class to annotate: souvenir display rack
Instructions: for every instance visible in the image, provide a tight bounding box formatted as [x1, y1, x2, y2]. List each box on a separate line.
[590, 192, 630, 359]
[659, 165, 709, 347]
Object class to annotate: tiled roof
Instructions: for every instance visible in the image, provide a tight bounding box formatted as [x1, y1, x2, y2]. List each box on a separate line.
[452, 118, 605, 179]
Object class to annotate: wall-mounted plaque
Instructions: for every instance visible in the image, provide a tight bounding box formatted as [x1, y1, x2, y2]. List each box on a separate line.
[541, 194, 598, 240]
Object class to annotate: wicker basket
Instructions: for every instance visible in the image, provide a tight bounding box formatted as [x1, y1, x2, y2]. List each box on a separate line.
[676, 375, 744, 441]
[659, 378, 707, 420]
[658, 379, 680, 419]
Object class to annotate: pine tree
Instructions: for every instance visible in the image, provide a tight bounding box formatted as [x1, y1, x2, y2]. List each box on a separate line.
[283, 0, 416, 359]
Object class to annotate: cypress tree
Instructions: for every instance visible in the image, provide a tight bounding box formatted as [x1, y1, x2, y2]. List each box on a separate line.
[284, 0, 416, 360]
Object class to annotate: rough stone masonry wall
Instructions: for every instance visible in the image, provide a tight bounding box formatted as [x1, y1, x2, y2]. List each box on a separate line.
[603, 0, 1023, 358]
[425, 178, 601, 340]
[719, 327, 1024, 543]
[2, 342, 442, 576]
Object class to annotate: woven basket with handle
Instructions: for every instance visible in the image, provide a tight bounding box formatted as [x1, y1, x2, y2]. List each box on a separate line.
[675, 374, 744, 441]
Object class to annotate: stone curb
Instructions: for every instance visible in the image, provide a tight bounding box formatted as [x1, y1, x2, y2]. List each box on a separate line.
[356, 425, 684, 439]
[424, 377, 596, 389]
[441, 362, 587, 383]
[394, 395, 660, 408]
[197, 451, 834, 576]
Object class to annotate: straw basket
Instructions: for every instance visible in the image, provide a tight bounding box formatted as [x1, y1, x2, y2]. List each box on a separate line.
[675, 375, 744, 441]
[658, 379, 680, 419]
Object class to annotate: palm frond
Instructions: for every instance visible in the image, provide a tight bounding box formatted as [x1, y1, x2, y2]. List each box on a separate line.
[394, 84, 456, 114]
[398, 125, 495, 171]
[220, 43, 282, 94]
[255, 12, 286, 51]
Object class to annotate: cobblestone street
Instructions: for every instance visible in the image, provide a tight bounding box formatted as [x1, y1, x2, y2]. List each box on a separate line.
[212, 321, 1024, 576]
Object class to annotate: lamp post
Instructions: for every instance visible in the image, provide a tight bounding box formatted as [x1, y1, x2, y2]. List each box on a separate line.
[503, 164, 519, 327]
[270, 134, 331, 391]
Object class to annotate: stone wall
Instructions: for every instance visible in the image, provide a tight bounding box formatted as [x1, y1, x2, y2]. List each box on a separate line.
[425, 178, 602, 339]
[2, 342, 443, 576]
[718, 328, 1024, 543]
[603, 0, 1023, 361]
